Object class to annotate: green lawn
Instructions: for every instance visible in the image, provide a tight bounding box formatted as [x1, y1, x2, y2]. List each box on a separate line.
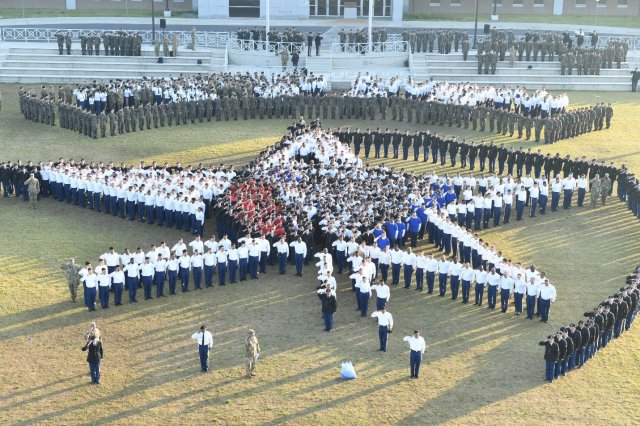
[0, 84, 639, 424]
[404, 12, 640, 29]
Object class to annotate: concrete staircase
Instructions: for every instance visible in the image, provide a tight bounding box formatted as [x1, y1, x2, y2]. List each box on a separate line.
[410, 52, 632, 91]
[0, 43, 227, 83]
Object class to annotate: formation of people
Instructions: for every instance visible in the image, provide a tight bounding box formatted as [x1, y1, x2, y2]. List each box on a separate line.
[55, 30, 144, 56]
[60, 233, 305, 311]
[539, 269, 639, 383]
[17, 70, 328, 139]
[1, 159, 236, 237]
[337, 27, 390, 53]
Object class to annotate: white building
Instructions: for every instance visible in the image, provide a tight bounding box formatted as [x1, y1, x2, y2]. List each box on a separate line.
[198, 0, 403, 21]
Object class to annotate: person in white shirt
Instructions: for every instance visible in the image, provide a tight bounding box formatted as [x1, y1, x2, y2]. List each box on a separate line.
[110, 265, 125, 306]
[529, 182, 540, 218]
[189, 235, 205, 256]
[167, 253, 179, 295]
[538, 279, 557, 323]
[460, 262, 475, 304]
[140, 257, 155, 300]
[449, 258, 462, 300]
[154, 253, 168, 297]
[437, 255, 450, 297]
[425, 254, 438, 294]
[97, 268, 112, 309]
[290, 237, 307, 276]
[371, 279, 390, 310]
[371, 306, 394, 352]
[203, 247, 217, 288]
[525, 276, 540, 319]
[227, 244, 239, 284]
[273, 237, 289, 275]
[191, 325, 213, 372]
[513, 273, 527, 316]
[331, 236, 348, 274]
[390, 246, 404, 286]
[402, 247, 417, 289]
[100, 247, 120, 274]
[216, 247, 228, 286]
[474, 265, 488, 306]
[576, 174, 588, 207]
[562, 173, 576, 210]
[499, 272, 514, 313]
[172, 239, 187, 258]
[358, 276, 372, 317]
[178, 249, 192, 292]
[403, 330, 426, 379]
[377, 247, 391, 284]
[82, 268, 98, 311]
[123, 258, 139, 303]
[486, 267, 501, 309]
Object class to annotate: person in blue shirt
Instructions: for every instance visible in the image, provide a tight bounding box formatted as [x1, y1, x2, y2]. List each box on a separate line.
[385, 218, 398, 247]
[396, 220, 406, 248]
[416, 204, 428, 239]
[444, 188, 457, 205]
[375, 231, 390, 250]
[372, 223, 385, 239]
[406, 212, 422, 247]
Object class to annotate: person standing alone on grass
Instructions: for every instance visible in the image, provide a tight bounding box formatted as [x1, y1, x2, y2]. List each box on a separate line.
[403, 330, 426, 379]
[60, 258, 81, 302]
[192, 325, 213, 372]
[24, 173, 40, 209]
[244, 329, 261, 379]
[82, 332, 103, 385]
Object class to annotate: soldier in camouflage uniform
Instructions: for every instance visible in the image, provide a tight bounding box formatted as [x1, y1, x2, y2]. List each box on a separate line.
[60, 258, 81, 302]
[244, 329, 261, 378]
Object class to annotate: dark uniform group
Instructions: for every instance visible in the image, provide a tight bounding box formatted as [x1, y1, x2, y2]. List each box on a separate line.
[55, 30, 143, 56]
[539, 271, 639, 383]
[475, 28, 629, 75]
[338, 27, 389, 53]
[403, 29, 468, 55]
[235, 26, 305, 54]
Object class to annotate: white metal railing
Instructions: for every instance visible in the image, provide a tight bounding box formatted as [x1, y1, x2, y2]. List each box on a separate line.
[229, 39, 305, 54]
[331, 41, 409, 55]
[0, 27, 230, 48]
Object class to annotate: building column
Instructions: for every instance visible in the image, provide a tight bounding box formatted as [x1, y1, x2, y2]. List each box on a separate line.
[392, 0, 403, 22]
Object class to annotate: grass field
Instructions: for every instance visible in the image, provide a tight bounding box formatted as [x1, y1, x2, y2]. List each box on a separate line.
[1, 84, 639, 424]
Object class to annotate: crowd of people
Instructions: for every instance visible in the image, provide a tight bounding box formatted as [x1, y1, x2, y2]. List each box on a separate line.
[55, 30, 144, 56]
[59, 233, 307, 311]
[235, 26, 306, 50]
[472, 28, 629, 76]
[0, 159, 235, 235]
[539, 267, 639, 383]
[17, 71, 328, 139]
[337, 27, 390, 53]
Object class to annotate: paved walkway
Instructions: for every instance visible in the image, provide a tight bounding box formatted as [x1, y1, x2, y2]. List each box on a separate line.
[0, 16, 639, 36]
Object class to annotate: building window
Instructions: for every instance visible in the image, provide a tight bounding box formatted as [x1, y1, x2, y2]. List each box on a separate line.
[617, 0, 628, 7]
[597, 0, 607, 6]
[429, 0, 440, 5]
[512, 0, 523, 7]
[450, 0, 461, 6]
[575, 0, 586, 7]
[533, 0, 544, 7]
[229, 0, 260, 18]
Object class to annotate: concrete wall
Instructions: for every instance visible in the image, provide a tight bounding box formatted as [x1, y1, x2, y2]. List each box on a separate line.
[1, 0, 196, 13]
[406, 0, 639, 16]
